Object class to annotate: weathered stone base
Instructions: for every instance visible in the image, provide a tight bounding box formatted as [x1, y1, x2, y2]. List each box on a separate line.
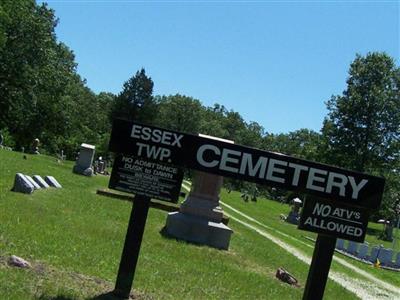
[165, 211, 233, 250]
[73, 164, 94, 176]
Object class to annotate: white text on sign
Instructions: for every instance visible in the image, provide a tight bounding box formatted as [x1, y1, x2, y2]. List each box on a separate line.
[196, 144, 368, 200]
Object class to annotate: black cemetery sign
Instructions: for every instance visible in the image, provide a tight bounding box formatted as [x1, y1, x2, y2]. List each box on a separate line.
[107, 119, 386, 300]
[109, 119, 384, 209]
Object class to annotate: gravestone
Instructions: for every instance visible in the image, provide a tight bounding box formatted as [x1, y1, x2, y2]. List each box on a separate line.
[31, 138, 40, 155]
[384, 224, 394, 241]
[286, 198, 302, 224]
[369, 246, 380, 262]
[0, 133, 3, 148]
[395, 252, 400, 267]
[94, 158, 106, 174]
[378, 248, 393, 266]
[73, 143, 95, 176]
[165, 135, 233, 250]
[98, 160, 106, 174]
[25, 175, 41, 190]
[346, 241, 359, 255]
[166, 170, 233, 249]
[12, 173, 34, 194]
[59, 150, 66, 161]
[335, 239, 345, 250]
[33, 175, 50, 188]
[45, 176, 62, 188]
[357, 243, 369, 260]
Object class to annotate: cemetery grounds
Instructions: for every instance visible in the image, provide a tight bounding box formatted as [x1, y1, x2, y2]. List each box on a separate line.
[0, 150, 399, 299]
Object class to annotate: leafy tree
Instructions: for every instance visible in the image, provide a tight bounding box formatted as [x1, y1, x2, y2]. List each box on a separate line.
[241, 121, 264, 149]
[155, 94, 203, 134]
[198, 104, 228, 138]
[0, 0, 77, 149]
[321, 52, 400, 218]
[262, 129, 321, 161]
[110, 68, 157, 124]
[321, 52, 399, 173]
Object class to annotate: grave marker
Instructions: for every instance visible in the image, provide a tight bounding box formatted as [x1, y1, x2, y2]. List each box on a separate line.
[335, 239, 345, 250]
[33, 175, 50, 188]
[395, 252, 400, 267]
[45, 176, 62, 188]
[357, 243, 369, 259]
[346, 241, 359, 255]
[369, 246, 380, 263]
[73, 143, 95, 176]
[378, 248, 393, 266]
[12, 173, 35, 194]
[25, 175, 41, 190]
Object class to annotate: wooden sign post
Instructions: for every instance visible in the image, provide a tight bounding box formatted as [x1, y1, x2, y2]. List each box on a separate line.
[302, 235, 336, 300]
[113, 195, 151, 299]
[107, 119, 386, 299]
[108, 153, 183, 298]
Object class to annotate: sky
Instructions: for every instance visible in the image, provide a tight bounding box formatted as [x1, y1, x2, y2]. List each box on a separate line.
[39, 0, 399, 134]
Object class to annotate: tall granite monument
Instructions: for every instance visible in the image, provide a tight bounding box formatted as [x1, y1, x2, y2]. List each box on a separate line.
[165, 135, 233, 250]
[73, 143, 95, 176]
[286, 197, 302, 224]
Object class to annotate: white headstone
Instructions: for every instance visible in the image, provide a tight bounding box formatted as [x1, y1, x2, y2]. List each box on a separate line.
[45, 176, 62, 188]
[73, 143, 95, 176]
[25, 175, 41, 190]
[12, 173, 34, 194]
[378, 248, 393, 266]
[336, 239, 345, 250]
[357, 243, 369, 259]
[395, 252, 400, 267]
[77, 143, 95, 169]
[33, 175, 50, 188]
[346, 241, 359, 255]
[369, 246, 380, 262]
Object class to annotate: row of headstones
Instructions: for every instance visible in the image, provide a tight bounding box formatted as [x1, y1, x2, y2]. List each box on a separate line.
[12, 173, 62, 194]
[0, 145, 13, 151]
[336, 239, 400, 267]
[94, 159, 107, 174]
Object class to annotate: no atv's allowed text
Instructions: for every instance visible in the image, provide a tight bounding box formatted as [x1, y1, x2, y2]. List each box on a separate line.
[298, 199, 369, 242]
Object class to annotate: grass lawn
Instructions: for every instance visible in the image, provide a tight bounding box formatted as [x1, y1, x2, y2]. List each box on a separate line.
[0, 149, 397, 299]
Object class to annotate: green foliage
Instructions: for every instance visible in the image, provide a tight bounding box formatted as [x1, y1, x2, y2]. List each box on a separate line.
[0, 1, 75, 147]
[0, 127, 15, 148]
[0, 0, 114, 159]
[110, 68, 157, 124]
[155, 94, 203, 133]
[321, 52, 400, 219]
[263, 129, 322, 161]
[322, 52, 400, 172]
